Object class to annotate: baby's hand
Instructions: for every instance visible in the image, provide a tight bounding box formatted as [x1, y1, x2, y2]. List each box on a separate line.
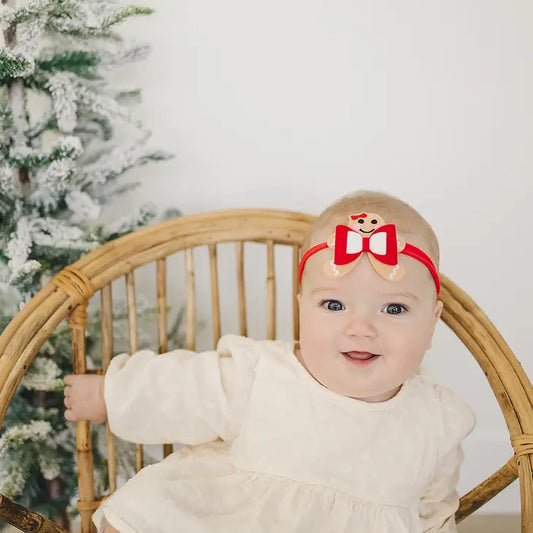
[64, 374, 107, 424]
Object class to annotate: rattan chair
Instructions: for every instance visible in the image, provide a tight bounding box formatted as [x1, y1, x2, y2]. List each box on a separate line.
[0, 209, 531, 533]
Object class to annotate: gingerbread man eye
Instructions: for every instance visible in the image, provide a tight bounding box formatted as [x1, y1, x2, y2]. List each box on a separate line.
[371, 219, 378, 224]
[357, 218, 365, 224]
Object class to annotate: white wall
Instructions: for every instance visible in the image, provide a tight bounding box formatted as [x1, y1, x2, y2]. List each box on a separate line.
[114, 1, 532, 514]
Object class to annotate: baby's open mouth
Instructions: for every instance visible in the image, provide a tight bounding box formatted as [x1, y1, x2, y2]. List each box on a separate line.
[342, 351, 380, 362]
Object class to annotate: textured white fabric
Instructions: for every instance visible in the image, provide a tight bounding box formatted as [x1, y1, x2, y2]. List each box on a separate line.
[93, 335, 475, 533]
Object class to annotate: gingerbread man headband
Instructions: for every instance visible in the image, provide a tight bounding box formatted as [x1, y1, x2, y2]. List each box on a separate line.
[299, 212, 440, 294]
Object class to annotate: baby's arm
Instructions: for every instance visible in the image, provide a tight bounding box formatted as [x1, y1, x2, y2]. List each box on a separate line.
[64, 374, 107, 424]
[64, 336, 259, 445]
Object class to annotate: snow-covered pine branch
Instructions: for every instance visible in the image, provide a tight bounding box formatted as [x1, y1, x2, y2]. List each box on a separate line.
[22, 357, 63, 392]
[102, 202, 155, 240]
[79, 140, 170, 187]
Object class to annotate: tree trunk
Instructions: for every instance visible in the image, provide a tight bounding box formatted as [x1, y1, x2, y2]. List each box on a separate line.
[49, 478, 69, 530]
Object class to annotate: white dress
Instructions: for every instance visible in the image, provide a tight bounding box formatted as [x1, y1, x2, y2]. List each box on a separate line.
[93, 335, 475, 533]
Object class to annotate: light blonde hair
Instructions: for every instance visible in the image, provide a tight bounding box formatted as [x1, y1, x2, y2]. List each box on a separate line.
[302, 190, 440, 268]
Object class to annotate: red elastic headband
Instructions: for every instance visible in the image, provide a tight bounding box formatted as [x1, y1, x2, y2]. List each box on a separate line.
[299, 228, 440, 294]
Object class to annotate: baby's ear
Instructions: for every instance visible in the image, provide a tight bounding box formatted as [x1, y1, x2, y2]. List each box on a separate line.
[433, 299, 443, 320]
[426, 300, 444, 350]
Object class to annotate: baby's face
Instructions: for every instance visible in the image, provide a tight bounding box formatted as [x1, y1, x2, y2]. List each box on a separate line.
[297, 249, 442, 402]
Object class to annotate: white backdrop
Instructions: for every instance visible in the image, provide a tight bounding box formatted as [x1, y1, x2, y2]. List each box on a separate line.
[111, 1, 532, 514]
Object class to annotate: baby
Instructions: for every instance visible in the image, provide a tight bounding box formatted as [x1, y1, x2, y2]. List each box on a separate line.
[64, 190, 475, 533]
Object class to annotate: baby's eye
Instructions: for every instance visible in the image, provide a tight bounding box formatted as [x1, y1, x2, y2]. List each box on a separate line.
[320, 300, 345, 311]
[382, 303, 407, 315]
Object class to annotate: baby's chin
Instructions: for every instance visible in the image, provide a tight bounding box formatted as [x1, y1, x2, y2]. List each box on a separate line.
[313, 373, 402, 403]
[322, 371, 403, 402]
[347, 385, 402, 403]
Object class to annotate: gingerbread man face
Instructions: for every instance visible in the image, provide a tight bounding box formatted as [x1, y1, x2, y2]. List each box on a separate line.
[324, 212, 406, 281]
[349, 213, 386, 235]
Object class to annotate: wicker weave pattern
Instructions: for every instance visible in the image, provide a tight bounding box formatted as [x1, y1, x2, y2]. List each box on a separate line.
[0, 209, 531, 533]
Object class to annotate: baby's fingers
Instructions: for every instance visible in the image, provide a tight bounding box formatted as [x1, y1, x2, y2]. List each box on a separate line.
[64, 374, 74, 386]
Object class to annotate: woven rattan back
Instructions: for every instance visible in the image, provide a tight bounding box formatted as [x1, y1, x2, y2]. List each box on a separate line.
[0, 209, 532, 533]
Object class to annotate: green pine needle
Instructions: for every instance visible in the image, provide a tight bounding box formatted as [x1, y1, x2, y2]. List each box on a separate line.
[101, 6, 154, 29]
[0, 105, 14, 131]
[8, 143, 79, 169]
[0, 52, 32, 80]
[116, 89, 142, 104]
[37, 50, 101, 79]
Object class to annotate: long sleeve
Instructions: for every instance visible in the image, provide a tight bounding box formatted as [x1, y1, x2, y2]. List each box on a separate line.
[419, 385, 476, 532]
[103, 335, 260, 445]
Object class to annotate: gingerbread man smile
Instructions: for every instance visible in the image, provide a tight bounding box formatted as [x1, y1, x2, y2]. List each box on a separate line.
[350, 213, 384, 234]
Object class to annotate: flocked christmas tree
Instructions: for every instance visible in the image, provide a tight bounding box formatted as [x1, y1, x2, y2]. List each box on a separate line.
[0, 0, 171, 526]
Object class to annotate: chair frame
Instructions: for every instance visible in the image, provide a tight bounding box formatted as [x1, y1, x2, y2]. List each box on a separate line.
[0, 209, 531, 533]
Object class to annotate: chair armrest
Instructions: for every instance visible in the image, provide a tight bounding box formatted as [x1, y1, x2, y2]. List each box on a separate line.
[0, 492, 69, 533]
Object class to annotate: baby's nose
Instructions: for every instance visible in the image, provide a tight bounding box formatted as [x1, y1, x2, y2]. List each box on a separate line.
[344, 312, 377, 338]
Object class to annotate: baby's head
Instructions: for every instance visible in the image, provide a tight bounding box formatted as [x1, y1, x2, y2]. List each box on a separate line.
[296, 190, 443, 402]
